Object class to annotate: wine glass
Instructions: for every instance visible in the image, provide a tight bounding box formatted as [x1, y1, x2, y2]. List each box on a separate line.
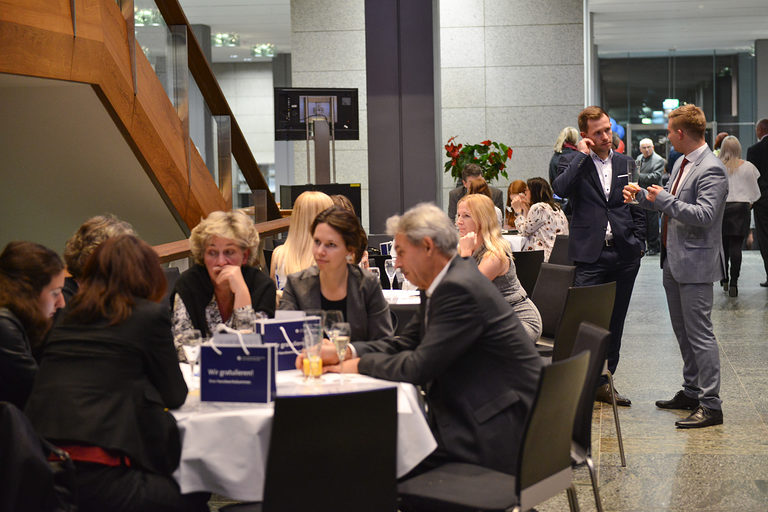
[384, 259, 396, 289]
[323, 310, 344, 338]
[176, 329, 202, 387]
[328, 322, 351, 382]
[369, 266, 381, 285]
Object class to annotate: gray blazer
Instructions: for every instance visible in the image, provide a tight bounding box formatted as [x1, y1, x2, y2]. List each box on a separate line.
[638, 146, 728, 283]
[279, 264, 393, 341]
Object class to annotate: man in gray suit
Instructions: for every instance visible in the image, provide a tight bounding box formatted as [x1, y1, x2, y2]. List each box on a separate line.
[635, 138, 666, 255]
[447, 163, 504, 222]
[309, 203, 542, 474]
[625, 104, 728, 428]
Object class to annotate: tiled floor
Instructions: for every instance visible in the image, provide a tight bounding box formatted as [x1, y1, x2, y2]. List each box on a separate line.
[538, 251, 768, 511]
[209, 253, 768, 511]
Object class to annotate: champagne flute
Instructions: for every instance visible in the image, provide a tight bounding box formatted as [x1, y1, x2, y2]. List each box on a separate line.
[626, 160, 640, 205]
[329, 322, 351, 382]
[176, 329, 202, 387]
[323, 310, 344, 339]
[369, 266, 381, 285]
[384, 259, 396, 290]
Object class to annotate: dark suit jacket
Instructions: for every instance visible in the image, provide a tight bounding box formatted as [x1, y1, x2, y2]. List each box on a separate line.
[353, 257, 543, 475]
[553, 151, 646, 263]
[279, 264, 393, 341]
[25, 299, 187, 475]
[448, 185, 504, 222]
[0, 308, 37, 410]
[747, 136, 768, 207]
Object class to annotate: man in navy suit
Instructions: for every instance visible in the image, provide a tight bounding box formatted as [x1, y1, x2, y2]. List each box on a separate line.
[747, 118, 768, 286]
[553, 106, 646, 406]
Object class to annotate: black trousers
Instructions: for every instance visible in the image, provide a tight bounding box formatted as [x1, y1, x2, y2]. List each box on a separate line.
[574, 246, 641, 385]
[754, 204, 768, 280]
[723, 235, 745, 283]
[645, 210, 660, 252]
[74, 462, 209, 512]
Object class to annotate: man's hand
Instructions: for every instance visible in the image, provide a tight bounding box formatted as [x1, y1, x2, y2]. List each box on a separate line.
[645, 185, 663, 202]
[622, 184, 641, 203]
[577, 137, 595, 154]
[323, 358, 360, 375]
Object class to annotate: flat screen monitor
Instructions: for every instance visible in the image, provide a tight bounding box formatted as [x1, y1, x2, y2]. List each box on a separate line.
[274, 87, 359, 141]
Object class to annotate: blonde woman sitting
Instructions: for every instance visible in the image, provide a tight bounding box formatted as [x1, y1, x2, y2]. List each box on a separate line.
[457, 194, 542, 343]
[171, 210, 276, 340]
[270, 191, 334, 291]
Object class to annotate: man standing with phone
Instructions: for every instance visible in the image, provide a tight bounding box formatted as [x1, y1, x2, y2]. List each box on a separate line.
[553, 106, 646, 406]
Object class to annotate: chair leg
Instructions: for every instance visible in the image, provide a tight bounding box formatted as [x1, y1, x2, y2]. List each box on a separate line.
[566, 484, 580, 512]
[585, 454, 604, 512]
[607, 371, 627, 467]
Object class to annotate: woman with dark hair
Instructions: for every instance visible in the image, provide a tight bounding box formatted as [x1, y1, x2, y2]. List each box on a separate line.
[279, 207, 393, 341]
[0, 241, 65, 409]
[510, 177, 569, 261]
[25, 235, 207, 512]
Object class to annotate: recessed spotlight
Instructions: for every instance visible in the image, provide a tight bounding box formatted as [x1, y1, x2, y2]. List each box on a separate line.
[229, 54, 239, 59]
[213, 33, 241, 47]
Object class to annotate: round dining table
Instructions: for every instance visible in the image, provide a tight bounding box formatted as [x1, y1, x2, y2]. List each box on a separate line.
[172, 368, 437, 501]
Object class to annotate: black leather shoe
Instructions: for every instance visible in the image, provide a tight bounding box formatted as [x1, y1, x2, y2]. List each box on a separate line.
[760, 281, 768, 287]
[656, 390, 699, 410]
[595, 383, 631, 406]
[729, 284, 738, 297]
[646, 249, 658, 256]
[720, 279, 729, 292]
[675, 405, 723, 428]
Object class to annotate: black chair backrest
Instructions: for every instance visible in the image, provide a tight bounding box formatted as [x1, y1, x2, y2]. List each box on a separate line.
[161, 266, 181, 307]
[552, 282, 616, 362]
[570, 322, 611, 454]
[262, 388, 397, 512]
[512, 250, 545, 297]
[263, 249, 273, 274]
[530, 263, 576, 338]
[516, 352, 590, 493]
[549, 234, 572, 266]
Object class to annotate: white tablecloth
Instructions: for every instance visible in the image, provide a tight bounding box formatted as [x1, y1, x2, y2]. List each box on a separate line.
[503, 234, 525, 252]
[172, 369, 437, 501]
[381, 289, 421, 305]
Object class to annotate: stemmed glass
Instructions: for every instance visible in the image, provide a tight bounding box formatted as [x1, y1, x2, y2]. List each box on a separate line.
[328, 322, 351, 382]
[369, 266, 381, 285]
[384, 259, 396, 289]
[323, 310, 344, 338]
[176, 329, 202, 388]
[626, 160, 640, 205]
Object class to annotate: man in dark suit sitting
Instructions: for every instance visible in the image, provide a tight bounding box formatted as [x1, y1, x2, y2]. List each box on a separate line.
[553, 106, 646, 407]
[447, 163, 504, 223]
[316, 203, 542, 475]
[747, 118, 768, 286]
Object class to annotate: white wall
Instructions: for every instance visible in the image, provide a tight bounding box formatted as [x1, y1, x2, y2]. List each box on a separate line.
[439, 0, 585, 205]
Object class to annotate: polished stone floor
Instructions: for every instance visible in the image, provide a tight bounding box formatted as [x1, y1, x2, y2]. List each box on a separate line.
[209, 253, 768, 511]
[537, 251, 768, 511]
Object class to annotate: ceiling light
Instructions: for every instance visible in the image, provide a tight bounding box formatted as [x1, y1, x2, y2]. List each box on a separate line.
[213, 33, 241, 47]
[134, 8, 162, 27]
[251, 43, 275, 58]
[229, 54, 240, 59]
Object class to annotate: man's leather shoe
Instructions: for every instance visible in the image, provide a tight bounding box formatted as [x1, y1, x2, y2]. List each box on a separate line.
[729, 284, 738, 297]
[646, 249, 659, 256]
[656, 390, 699, 410]
[760, 281, 768, 287]
[595, 383, 631, 406]
[675, 405, 723, 428]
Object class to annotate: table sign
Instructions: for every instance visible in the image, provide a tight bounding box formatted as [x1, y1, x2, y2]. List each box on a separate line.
[254, 315, 322, 371]
[201, 330, 277, 403]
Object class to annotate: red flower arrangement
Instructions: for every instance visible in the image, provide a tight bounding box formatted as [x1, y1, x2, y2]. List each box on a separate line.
[444, 137, 513, 183]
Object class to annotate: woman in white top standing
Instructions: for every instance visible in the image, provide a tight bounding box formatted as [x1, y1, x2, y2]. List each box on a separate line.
[510, 177, 569, 261]
[270, 191, 334, 293]
[719, 135, 761, 297]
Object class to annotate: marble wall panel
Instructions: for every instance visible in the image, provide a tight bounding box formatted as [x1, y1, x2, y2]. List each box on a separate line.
[439, 0, 485, 27]
[486, 64, 584, 107]
[484, 24, 583, 67]
[440, 27, 486, 68]
[441, 67, 486, 108]
[485, 105, 582, 147]
[291, 0, 365, 33]
[485, 0, 583, 26]
[291, 31, 366, 72]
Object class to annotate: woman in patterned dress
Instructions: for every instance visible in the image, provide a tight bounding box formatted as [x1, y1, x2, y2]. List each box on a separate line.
[510, 177, 569, 261]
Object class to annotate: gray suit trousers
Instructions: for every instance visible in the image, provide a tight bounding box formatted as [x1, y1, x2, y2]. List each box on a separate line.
[662, 261, 722, 409]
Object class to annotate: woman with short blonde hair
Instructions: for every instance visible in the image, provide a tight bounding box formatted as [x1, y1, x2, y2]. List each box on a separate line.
[456, 194, 542, 343]
[172, 210, 276, 342]
[270, 191, 334, 290]
[718, 135, 761, 296]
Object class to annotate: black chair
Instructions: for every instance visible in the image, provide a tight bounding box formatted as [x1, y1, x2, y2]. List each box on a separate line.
[398, 352, 590, 512]
[512, 250, 545, 297]
[549, 283, 625, 468]
[262, 248, 273, 274]
[530, 263, 576, 344]
[221, 388, 397, 512]
[548, 234, 572, 266]
[160, 266, 181, 307]
[570, 322, 612, 512]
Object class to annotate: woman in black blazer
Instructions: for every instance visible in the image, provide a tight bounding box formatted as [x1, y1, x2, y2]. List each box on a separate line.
[279, 207, 393, 341]
[0, 241, 65, 409]
[25, 235, 208, 512]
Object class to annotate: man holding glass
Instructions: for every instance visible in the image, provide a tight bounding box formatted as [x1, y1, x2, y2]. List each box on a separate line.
[553, 106, 646, 407]
[624, 104, 728, 428]
[316, 203, 542, 476]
